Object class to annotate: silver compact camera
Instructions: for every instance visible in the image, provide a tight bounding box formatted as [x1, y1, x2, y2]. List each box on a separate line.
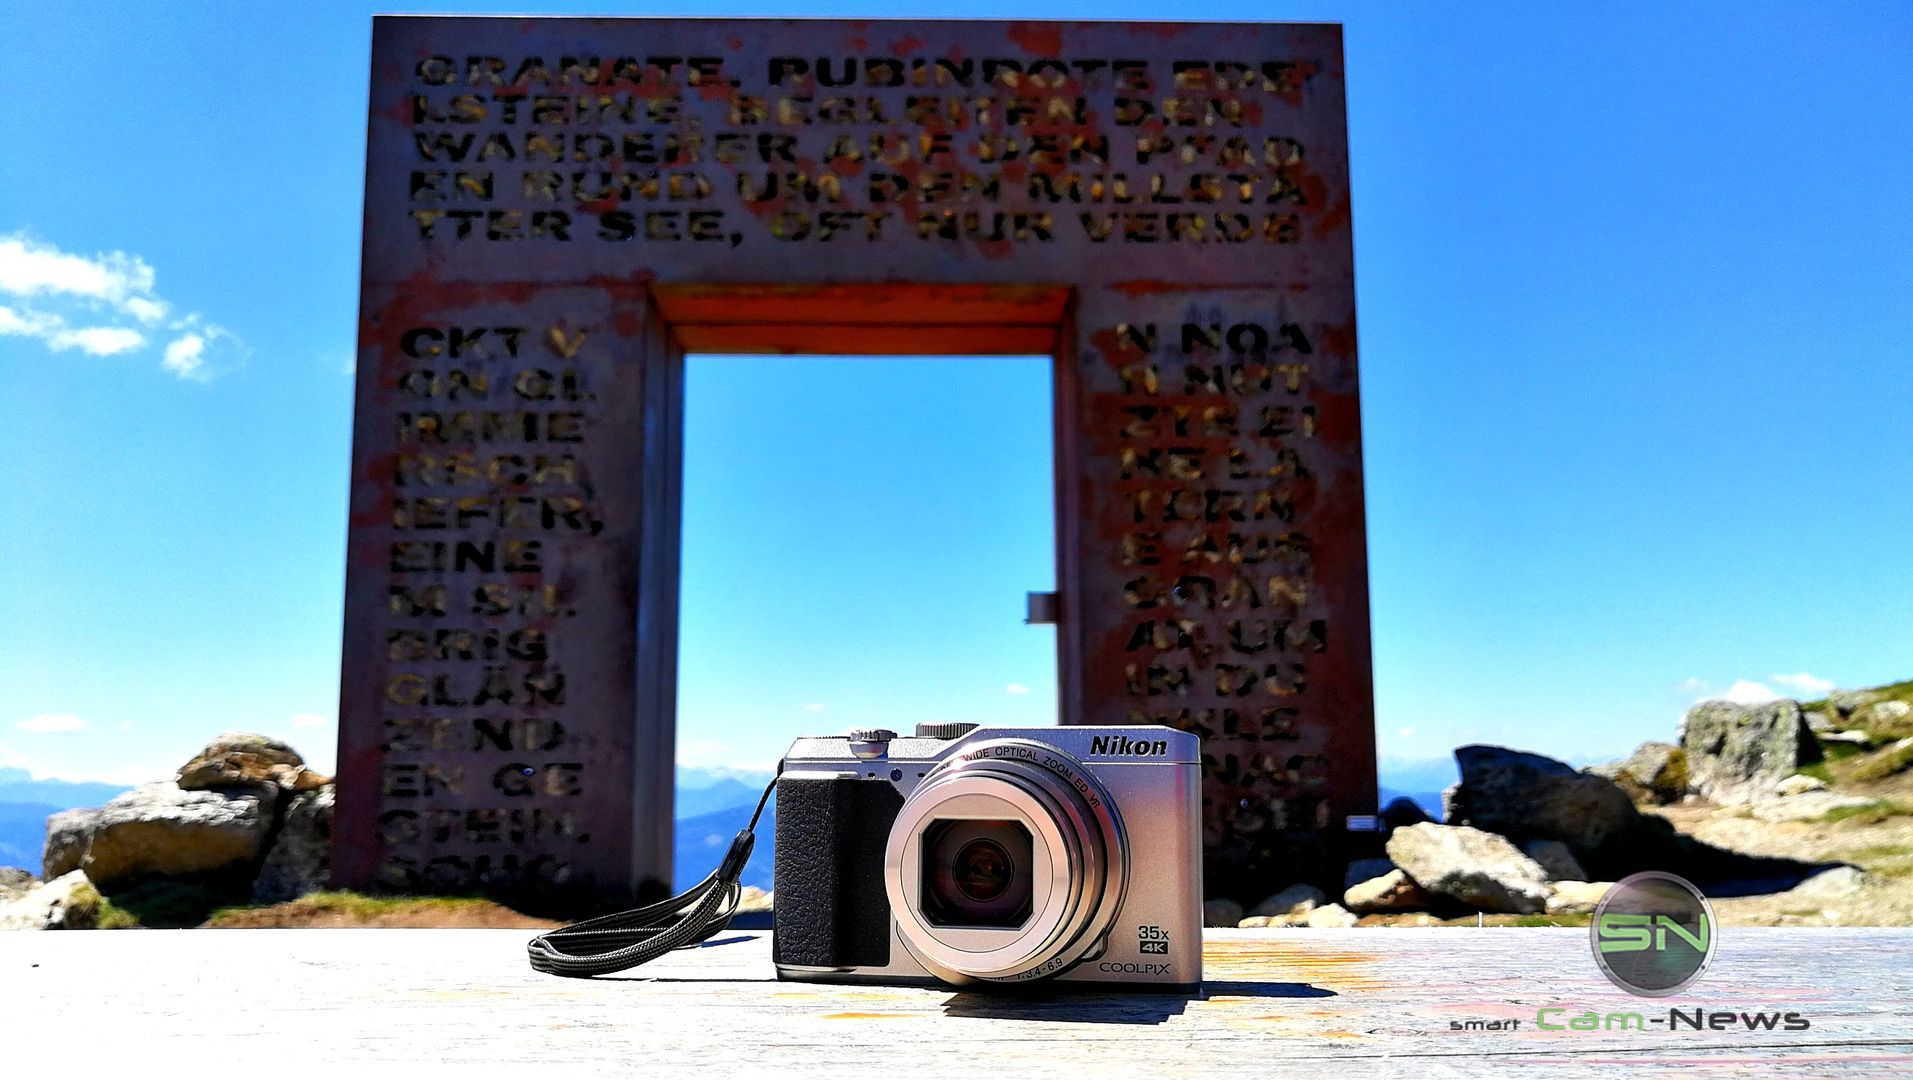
[771, 724, 1202, 991]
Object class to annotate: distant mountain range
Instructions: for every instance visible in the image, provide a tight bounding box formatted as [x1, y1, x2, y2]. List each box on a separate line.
[0, 768, 133, 875]
[0, 762, 1459, 887]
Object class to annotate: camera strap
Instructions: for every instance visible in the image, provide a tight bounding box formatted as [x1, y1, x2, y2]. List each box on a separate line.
[525, 775, 776, 979]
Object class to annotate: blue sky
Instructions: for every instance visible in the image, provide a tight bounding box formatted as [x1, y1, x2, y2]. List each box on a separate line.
[1, 2, 1908, 788]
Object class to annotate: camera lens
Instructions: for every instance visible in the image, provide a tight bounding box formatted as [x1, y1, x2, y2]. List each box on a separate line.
[954, 839, 1011, 901]
[884, 737, 1130, 983]
[920, 820, 1032, 928]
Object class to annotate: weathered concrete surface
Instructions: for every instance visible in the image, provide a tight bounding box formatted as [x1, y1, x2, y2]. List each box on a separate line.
[4, 929, 1910, 1075]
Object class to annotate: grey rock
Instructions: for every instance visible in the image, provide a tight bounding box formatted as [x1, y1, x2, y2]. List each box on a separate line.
[1819, 729, 1879, 747]
[1441, 782, 1468, 825]
[1343, 869, 1430, 914]
[1451, 745, 1640, 852]
[1681, 700, 1820, 804]
[1749, 792, 1880, 823]
[1343, 857, 1395, 891]
[1618, 742, 1689, 803]
[1854, 700, 1913, 739]
[251, 785, 335, 904]
[1380, 797, 1431, 830]
[1829, 690, 1883, 717]
[0, 870, 100, 930]
[1545, 880, 1614, 916]
[183, 732, 305, 770]
[83, 782, 274, 892]
[1788, 866, 1871, 900]
[176, 732, 323, 797]
[0, 866, 36, 901]
[1203, 898, 1245, 928]
[1520, 839, 1587, 882]
[1303, 903, 1359, 928]
[1250, 883, 1327, 919]
[1385, 823, 1550, 914]
[1804, 710, 1835, 733]
[42, 807, 99, 880]
[1774, 773, 1828, 797]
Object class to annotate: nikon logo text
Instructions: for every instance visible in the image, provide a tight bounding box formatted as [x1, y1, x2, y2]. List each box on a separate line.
[1091, 735, 1168, 757]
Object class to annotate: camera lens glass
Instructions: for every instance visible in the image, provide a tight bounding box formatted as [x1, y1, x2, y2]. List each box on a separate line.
[921, 819, 1033, 928]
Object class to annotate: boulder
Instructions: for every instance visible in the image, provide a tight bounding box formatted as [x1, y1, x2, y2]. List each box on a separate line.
[1385, 823, 1550, 914]
[178, 754, 330, 794]
[1854, 700, 1913, 739]
[1249, 883, 1326, 919]
[1343, 869, 1430, 914]
[1440, 782, 1467, 825]
[1787, 866, 1870, 901]
[1749, 792, 1880, 823]
[1450, 745, 1639, 852]
[1380, 797, 1431, 830]
[1618, 742, 1688, 803]
[83, 782, 274, 892]
[251, 786, 335, 904]
[0, 870, 101, 930]
[175, 732, 328, 797]
[1235, 915, 1279, 928]
[0, 866, 36, 901]
[1804, 710, 1835, 733]
[736, 887, 774, 913]
[1545, 880, 1614, 916]
[1828, 690, 1883, 718]
[1774, 774, 1828, 797]
[1520, 839, 1587, 882]
[1203, 898, 1245, 928]
[181, 732, 304, 771]
[42, 807, 99, 879]
[1819, 729, 1878, 748]
[1303, 903, 1358, 928]
[1680, 700, 1821, 804]
[1343, 857, 1395, 891]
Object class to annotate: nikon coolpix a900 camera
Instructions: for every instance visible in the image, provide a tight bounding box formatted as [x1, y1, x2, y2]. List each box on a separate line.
[771, 724, 1202, 991]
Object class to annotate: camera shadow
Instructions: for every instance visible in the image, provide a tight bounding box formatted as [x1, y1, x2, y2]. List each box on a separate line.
[939, 979, 1334, 1025]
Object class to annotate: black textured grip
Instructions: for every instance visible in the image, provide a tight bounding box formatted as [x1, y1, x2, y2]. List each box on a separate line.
[772, 776, 901, 969]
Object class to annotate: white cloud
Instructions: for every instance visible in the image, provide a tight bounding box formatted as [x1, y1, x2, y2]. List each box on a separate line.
[0, 232, 244, 379]
[1719, 679, 1779, 705]
[1005, 683, 1031, 696]
[0, 234, 156, 306]
[1771, 672, 1836, 697]
[1395, 726, 1417, 739]
[16, 713, 86, 733]
[55, 325, 145, 356]
[801, 703, 825, 713]
[290, 713, 329, 729]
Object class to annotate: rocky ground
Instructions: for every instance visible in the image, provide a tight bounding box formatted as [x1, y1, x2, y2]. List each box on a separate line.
[5, 681, 1911, 931]
[1199, 681, 1913, 932]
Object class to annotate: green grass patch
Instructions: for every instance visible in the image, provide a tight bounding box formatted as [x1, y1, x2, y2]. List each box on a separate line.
[1511, 912, 1592, 928]
[1797, 761, 1835, 784]
[1817, 799, 1913, 826]
[1849, 741, 1913, 783]
[96, 878, 247, 928]
[202, 889, 509, 927]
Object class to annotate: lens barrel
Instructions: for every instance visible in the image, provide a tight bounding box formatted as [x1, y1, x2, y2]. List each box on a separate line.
[883, 738, 1129, 983]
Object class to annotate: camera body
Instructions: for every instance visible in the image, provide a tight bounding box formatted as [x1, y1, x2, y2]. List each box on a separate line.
[772, 724, 1202, 991]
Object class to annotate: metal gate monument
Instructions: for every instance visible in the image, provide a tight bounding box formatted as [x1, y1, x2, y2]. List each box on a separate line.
[337, 16, 1376, 908]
